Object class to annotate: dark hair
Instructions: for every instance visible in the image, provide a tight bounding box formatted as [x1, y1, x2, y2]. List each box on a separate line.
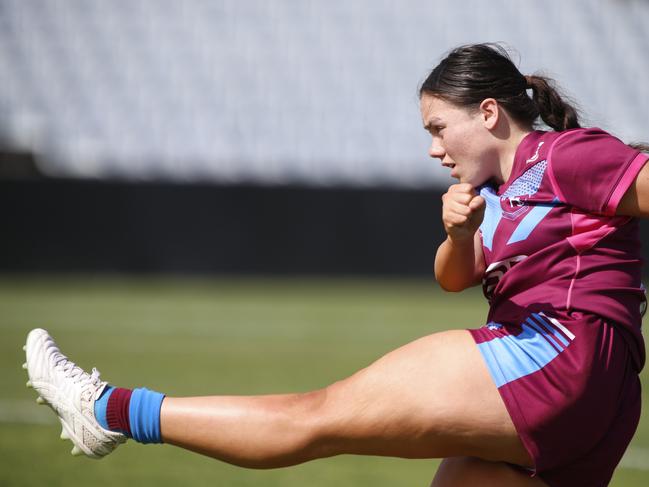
[420, 43, 649, 152]
[419, 43, 580, 132]
[629, 142, 649, 153]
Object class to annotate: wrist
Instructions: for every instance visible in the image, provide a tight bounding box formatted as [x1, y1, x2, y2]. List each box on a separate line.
[446, 233, 475, 248]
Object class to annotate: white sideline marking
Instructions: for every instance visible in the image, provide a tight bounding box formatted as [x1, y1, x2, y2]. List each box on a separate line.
[0, 399, 56, 425]
[0, 399, 648, 471]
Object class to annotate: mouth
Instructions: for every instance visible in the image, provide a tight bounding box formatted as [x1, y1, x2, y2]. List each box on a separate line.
[442, 162, 459, 179]
[442, 162, 457, 175]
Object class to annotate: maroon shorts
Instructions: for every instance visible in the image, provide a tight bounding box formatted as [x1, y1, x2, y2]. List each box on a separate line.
[470, 311, 642, 487]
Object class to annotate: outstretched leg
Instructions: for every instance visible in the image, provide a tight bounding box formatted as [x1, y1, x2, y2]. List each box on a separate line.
[25, 328, 532, 470]
[160, 330, 532, 469]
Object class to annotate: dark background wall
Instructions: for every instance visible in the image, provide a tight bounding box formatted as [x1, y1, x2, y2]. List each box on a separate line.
[3, 179, 648, 277]
[1, 179, 444, 275]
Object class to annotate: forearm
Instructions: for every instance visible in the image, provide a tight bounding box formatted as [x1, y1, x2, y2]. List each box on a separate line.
[434, 236, 480, 292]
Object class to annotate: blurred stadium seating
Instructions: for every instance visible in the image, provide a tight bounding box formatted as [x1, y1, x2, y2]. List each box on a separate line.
[0, 0, 647, 187]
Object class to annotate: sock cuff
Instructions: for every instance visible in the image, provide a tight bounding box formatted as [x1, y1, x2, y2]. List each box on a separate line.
[129, 388, 166, 444]
[106, 387, 133, 436]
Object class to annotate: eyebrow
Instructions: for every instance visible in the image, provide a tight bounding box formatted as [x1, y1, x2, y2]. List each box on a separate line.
[423, 117, 443, 130]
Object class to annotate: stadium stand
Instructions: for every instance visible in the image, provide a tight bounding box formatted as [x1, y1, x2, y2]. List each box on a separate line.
[0, 0, 647, 186]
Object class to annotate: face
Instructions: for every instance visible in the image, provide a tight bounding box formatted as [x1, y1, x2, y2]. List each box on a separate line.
[420, 93, 499, 186]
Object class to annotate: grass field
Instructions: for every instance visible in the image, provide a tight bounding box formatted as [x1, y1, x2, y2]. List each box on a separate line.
[1, 275, 647, 486]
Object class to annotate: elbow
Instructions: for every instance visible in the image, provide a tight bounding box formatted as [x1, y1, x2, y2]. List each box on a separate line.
[435, 280, 469, 293]
[434, 271, 471, 292]
[434, 269, 480, 292]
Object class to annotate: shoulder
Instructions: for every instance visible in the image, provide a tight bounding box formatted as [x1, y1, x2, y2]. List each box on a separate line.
[545, 127, 641, 184]
[548, 127, 632, 162]
[544, 127, 646, 215]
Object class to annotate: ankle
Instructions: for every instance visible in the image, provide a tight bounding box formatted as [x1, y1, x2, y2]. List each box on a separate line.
[94, 386, 165, 443]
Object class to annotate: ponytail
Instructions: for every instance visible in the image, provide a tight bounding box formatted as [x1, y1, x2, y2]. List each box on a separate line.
[525, 75, 649, 152]
[629, 142, 649, 153]
[525, 75, 580, 132]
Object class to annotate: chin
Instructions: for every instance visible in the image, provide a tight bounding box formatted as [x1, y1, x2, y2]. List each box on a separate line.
[464, 176, 491, 188]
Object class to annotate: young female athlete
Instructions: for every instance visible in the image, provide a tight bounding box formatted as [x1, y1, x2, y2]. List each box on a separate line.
[24, 43, 648, 486]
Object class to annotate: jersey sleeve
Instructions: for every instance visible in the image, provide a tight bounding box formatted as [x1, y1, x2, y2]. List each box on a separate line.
[547, 128, 649, 215]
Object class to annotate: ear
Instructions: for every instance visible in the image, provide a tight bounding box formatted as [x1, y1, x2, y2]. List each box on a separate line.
[478, 98, 499, 130]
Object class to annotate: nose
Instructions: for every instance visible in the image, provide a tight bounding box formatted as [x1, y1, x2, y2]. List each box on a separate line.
[428, 138, 445, 160]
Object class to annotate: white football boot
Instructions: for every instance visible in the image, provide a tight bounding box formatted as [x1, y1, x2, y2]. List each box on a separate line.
[23, 328, 126, 458]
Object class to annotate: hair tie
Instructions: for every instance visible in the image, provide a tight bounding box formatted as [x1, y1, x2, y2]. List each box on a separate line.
[524, 75, 533, 89]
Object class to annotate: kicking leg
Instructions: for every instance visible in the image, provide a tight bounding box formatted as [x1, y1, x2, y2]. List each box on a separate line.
[25, 328, 531, 468]
[160, 329, 532, 468]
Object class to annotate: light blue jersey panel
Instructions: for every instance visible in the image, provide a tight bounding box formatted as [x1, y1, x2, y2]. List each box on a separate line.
[479, 187, 503, 251]
[479, 160, 558, 250]
[507, 198, 559, 245]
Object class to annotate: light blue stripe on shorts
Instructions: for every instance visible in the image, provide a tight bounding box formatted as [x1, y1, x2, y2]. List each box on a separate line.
[477, 314, 575, 388]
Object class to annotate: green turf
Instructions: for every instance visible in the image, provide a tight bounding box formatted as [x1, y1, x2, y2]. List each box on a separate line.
[0, 275, 646, 486]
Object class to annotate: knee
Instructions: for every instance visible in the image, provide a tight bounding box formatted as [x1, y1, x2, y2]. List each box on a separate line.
[284, 388, 334, 460]
[293, 383, 360, 461]
[431, 457, 543, 487]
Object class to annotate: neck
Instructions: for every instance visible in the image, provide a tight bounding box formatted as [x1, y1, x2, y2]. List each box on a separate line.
[496, 126, 532, 185]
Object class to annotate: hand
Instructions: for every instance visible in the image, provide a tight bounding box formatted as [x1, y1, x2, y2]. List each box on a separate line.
[441, 183, 486, 244]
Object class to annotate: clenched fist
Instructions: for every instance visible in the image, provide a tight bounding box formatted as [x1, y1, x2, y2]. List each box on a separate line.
[441, 183, 486, 243]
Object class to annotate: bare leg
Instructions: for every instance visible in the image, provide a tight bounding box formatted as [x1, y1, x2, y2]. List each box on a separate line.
[431, 457, 548, 487]
[161, 392, 332, 468]
[161, 330, 532, 469]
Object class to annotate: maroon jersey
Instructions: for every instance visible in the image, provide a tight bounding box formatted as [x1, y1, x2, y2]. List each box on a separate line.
[478, 128, 648, 371]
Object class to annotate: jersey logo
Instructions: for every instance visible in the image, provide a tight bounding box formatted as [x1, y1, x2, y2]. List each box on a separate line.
[526, 141, 544, 164]
[480, 160, 558, 250]
[482, 254, 527, 300]
[487, 322, 504, 330]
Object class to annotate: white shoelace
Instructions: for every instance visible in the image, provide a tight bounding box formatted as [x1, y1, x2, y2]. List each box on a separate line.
[53, 353, 103, 388]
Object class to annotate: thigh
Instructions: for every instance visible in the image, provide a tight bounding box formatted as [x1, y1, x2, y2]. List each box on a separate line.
[431, 457, 548, 487]
[316, 330, 531, 467]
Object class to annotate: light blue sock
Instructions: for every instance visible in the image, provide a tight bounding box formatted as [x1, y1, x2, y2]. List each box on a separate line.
[129, 388, 166, 444]
[94, 386, 114, 430]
